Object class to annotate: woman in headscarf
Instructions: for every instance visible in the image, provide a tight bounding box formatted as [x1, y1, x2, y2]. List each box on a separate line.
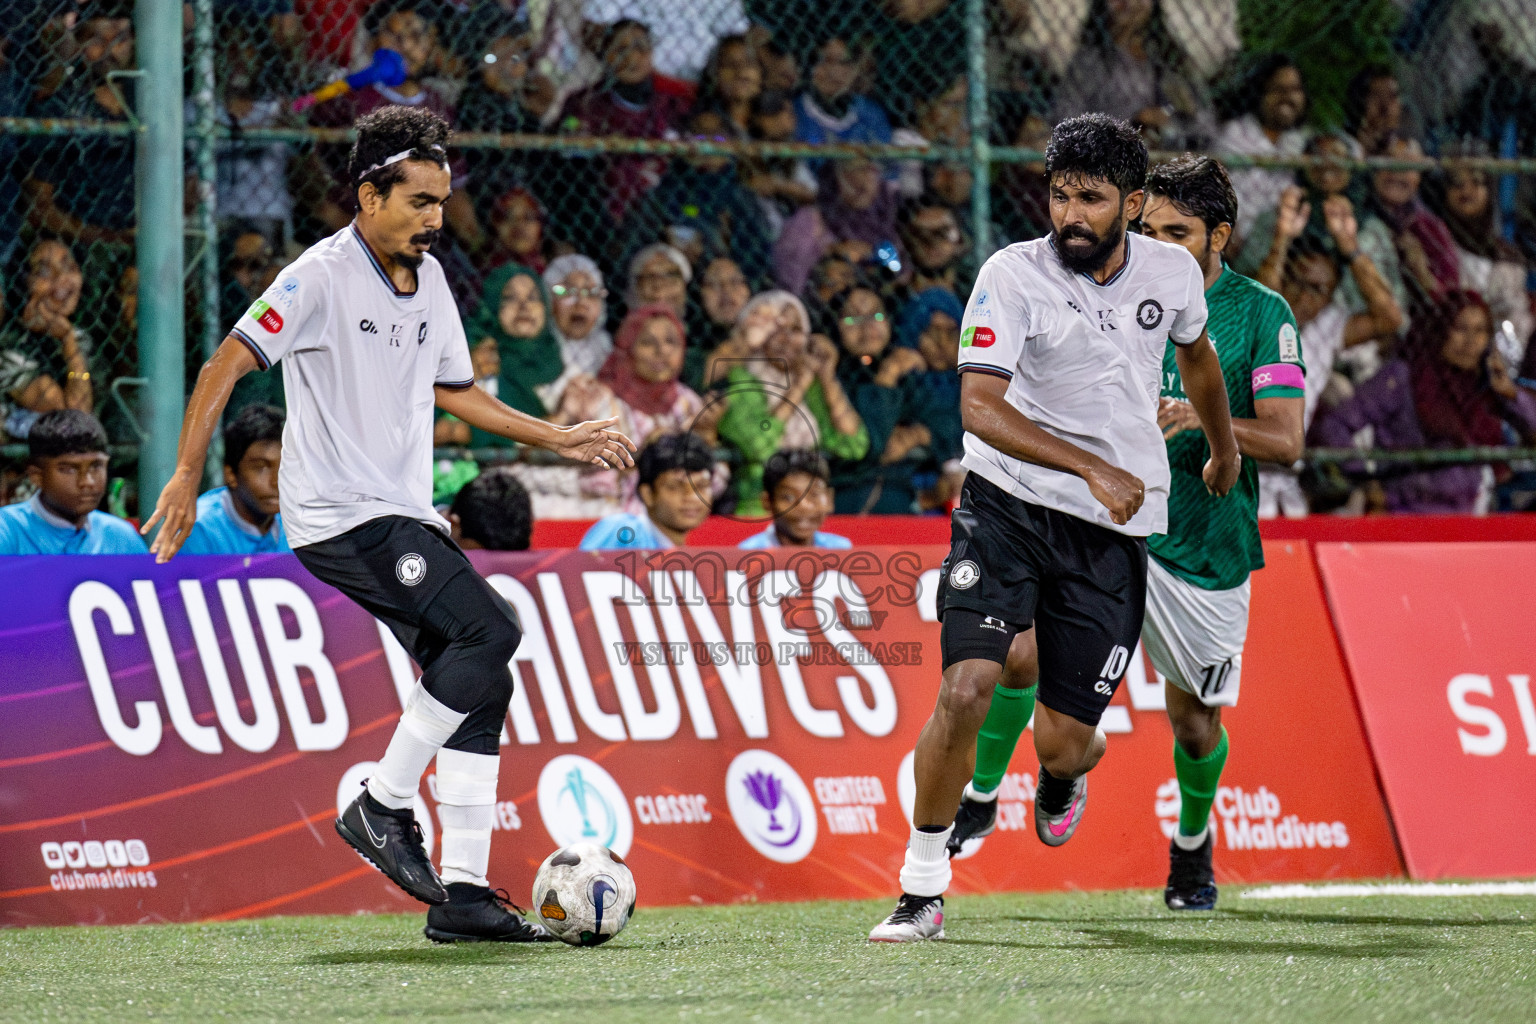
[483, 185, 551, 275]
[825, 283, 931, 513]
[1423, 148, 1533, 364]
[683, 254, 752, 387]
[626, 243, 691, 319]
[1311, 290, 1536, 512]
[539, 254, 614, 410]
[437, 264, 563, 448]
[710, 290, 868, 517]
[773, 159, 900, 295]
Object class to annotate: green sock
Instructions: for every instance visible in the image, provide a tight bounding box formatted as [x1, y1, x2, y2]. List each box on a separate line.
[1174, 727, 1229, 837]
[972, 684, 1037, 793]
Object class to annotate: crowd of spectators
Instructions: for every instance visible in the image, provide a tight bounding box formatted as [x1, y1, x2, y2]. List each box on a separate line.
[5, 0, 1536, 532]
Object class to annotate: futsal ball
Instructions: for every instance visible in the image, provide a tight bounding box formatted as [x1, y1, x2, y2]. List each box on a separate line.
[531, 842, 636, 946]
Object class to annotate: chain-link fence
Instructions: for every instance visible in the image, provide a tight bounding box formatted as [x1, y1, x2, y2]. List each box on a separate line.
[4, 0, 1536, 517]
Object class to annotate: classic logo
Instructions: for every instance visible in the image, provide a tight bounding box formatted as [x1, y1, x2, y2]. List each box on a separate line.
[537, 754, 634, 857]
[248, 300, 283, 334]
[948, 559, 980, 590]
[725, 749, 818, 863]
[1278, 322, 1300, 362]
[1137, 299, 1164, 330]
[395, 553, 426, 586]
[960, 326, 996, 348]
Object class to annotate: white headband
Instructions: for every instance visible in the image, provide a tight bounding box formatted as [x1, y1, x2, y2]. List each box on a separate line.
[361, 145, 448, 178]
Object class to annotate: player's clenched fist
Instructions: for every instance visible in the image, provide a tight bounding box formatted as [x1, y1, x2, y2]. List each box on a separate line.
[1202, 451, 1242, 497]
[1084, 461, 1145, 526]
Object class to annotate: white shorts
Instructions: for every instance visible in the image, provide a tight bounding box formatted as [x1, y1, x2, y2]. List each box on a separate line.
[1140, 557, 1249, 707]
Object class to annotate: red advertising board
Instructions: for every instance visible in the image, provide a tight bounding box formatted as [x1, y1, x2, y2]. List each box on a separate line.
[0, 542, 1398, 928]
[1315, 542, 1536, 880]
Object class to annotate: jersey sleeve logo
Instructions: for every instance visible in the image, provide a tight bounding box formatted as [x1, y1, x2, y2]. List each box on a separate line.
[248, 300, 284, 334]
[960, 326, 996, 348]
[1136, 299, 1164, 330]
[1278, 322, 1300, 363]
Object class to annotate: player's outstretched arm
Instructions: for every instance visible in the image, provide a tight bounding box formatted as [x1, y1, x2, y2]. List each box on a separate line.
[961, 371, 1146, 525]
[1172, 331, 1241, 496]
[434, 384, 636, 469]
[142, 337, 259, 562]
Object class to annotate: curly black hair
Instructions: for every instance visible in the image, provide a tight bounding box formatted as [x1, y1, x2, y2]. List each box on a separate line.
[223, 404, 285, 470]
[348, 105, 452, 200]
[449, 466, 533, 551]
[29, 409, 109, 462]
[1045, 113, 1147, 199]
[1145, 154, 1238, 233]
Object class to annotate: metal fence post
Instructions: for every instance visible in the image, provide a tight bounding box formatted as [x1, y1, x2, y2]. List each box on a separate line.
[191, 0, 222, 487]
[135, 0, 186, 510]
[964, 0, 992, 292]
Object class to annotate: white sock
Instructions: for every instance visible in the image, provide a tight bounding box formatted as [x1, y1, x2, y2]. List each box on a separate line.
[1172, 823, 1210, 851]
[367, 682, 467, 811]
[898, 824, 953, 898]
[964, 780, 999, 803]
[435, 749, 500, 887]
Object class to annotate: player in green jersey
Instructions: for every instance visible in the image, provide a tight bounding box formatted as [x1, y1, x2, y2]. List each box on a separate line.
[946, 155, 1305, 912]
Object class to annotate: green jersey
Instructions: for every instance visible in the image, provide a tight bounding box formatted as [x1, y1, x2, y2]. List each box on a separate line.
[1149, 265, 1304, 591]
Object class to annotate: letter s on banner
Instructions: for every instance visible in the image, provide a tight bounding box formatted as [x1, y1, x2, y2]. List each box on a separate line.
[69, 581, 162, 756]
[813, 571, 896, 736]
[248, 578, 348, 751]
[1447, 674, 1507, 756]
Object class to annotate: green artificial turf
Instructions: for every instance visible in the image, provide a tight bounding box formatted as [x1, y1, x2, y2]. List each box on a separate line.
[2, 889, 1533, 1023]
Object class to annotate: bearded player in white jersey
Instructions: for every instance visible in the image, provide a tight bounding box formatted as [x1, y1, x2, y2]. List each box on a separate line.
[870, 114, 1241, 942]
[142, 106, 634, 943]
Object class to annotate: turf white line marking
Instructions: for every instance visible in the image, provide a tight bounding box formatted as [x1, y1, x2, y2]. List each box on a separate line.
[1239, 881, 1536, 899]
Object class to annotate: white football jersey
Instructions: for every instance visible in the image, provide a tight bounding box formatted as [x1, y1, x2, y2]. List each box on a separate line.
[957, 233, 1208, 536]
[231, 224, 473, 547]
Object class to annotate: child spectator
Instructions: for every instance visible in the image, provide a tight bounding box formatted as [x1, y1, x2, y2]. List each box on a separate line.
[0, 240, 93, 440]
[0, 409, 144, 554]
[181, 404, 289, 555]
[1312, 291, 1536, 513]
[697, 33, 762, 138]
[1216, 53, 1310, 242]
[739, 449, 851, 549]
[449, 465, 533, 551]
[794, 35, 892, 148]
[579, 432, 715, 549]
[744, 90, 818, 239]
[709, 290, 867, 517]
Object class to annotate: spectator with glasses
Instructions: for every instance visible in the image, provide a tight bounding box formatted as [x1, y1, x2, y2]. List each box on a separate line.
[626, 243, 692, 320]
[539, 254, 614, 410]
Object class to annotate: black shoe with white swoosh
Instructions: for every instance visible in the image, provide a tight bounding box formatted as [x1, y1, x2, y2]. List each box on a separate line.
[335, 783, 449, 905]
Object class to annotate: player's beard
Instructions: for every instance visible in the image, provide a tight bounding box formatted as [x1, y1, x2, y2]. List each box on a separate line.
[1052, 212, 1127, 275]
[396, 229, 440, 270]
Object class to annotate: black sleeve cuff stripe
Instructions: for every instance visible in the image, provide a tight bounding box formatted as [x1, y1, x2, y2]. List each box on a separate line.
[435, 378, 476, 391]
[959, 365, 1014, 381]
[229, 328, 271, 370]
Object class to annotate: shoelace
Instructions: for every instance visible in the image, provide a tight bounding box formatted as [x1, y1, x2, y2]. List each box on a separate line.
[888, 894, 938, 924]
[407, 819, 428, 852]
[488, 888, 531, 917]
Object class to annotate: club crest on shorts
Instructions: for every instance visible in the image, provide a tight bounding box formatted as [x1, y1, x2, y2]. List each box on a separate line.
[395, 553, 427, 586]
[949, 560, 980, 589]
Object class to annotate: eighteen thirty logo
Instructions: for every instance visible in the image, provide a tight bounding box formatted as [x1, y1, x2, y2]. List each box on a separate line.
[725, 749, 817, 863]
[537, 755, 634, 857]
[960, 326, 996, 348]
[248, 300, 283, 334]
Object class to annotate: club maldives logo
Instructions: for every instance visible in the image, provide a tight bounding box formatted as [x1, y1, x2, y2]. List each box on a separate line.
[725, 750, 817, 863]
[537, 755, 634, 857]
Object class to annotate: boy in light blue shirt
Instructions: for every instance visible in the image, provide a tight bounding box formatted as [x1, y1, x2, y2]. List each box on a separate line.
[182, 404, 289, 554]
[739, 449, 851, 550]
[581, 433, 715, 551]
[0, 409, 146, 554]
